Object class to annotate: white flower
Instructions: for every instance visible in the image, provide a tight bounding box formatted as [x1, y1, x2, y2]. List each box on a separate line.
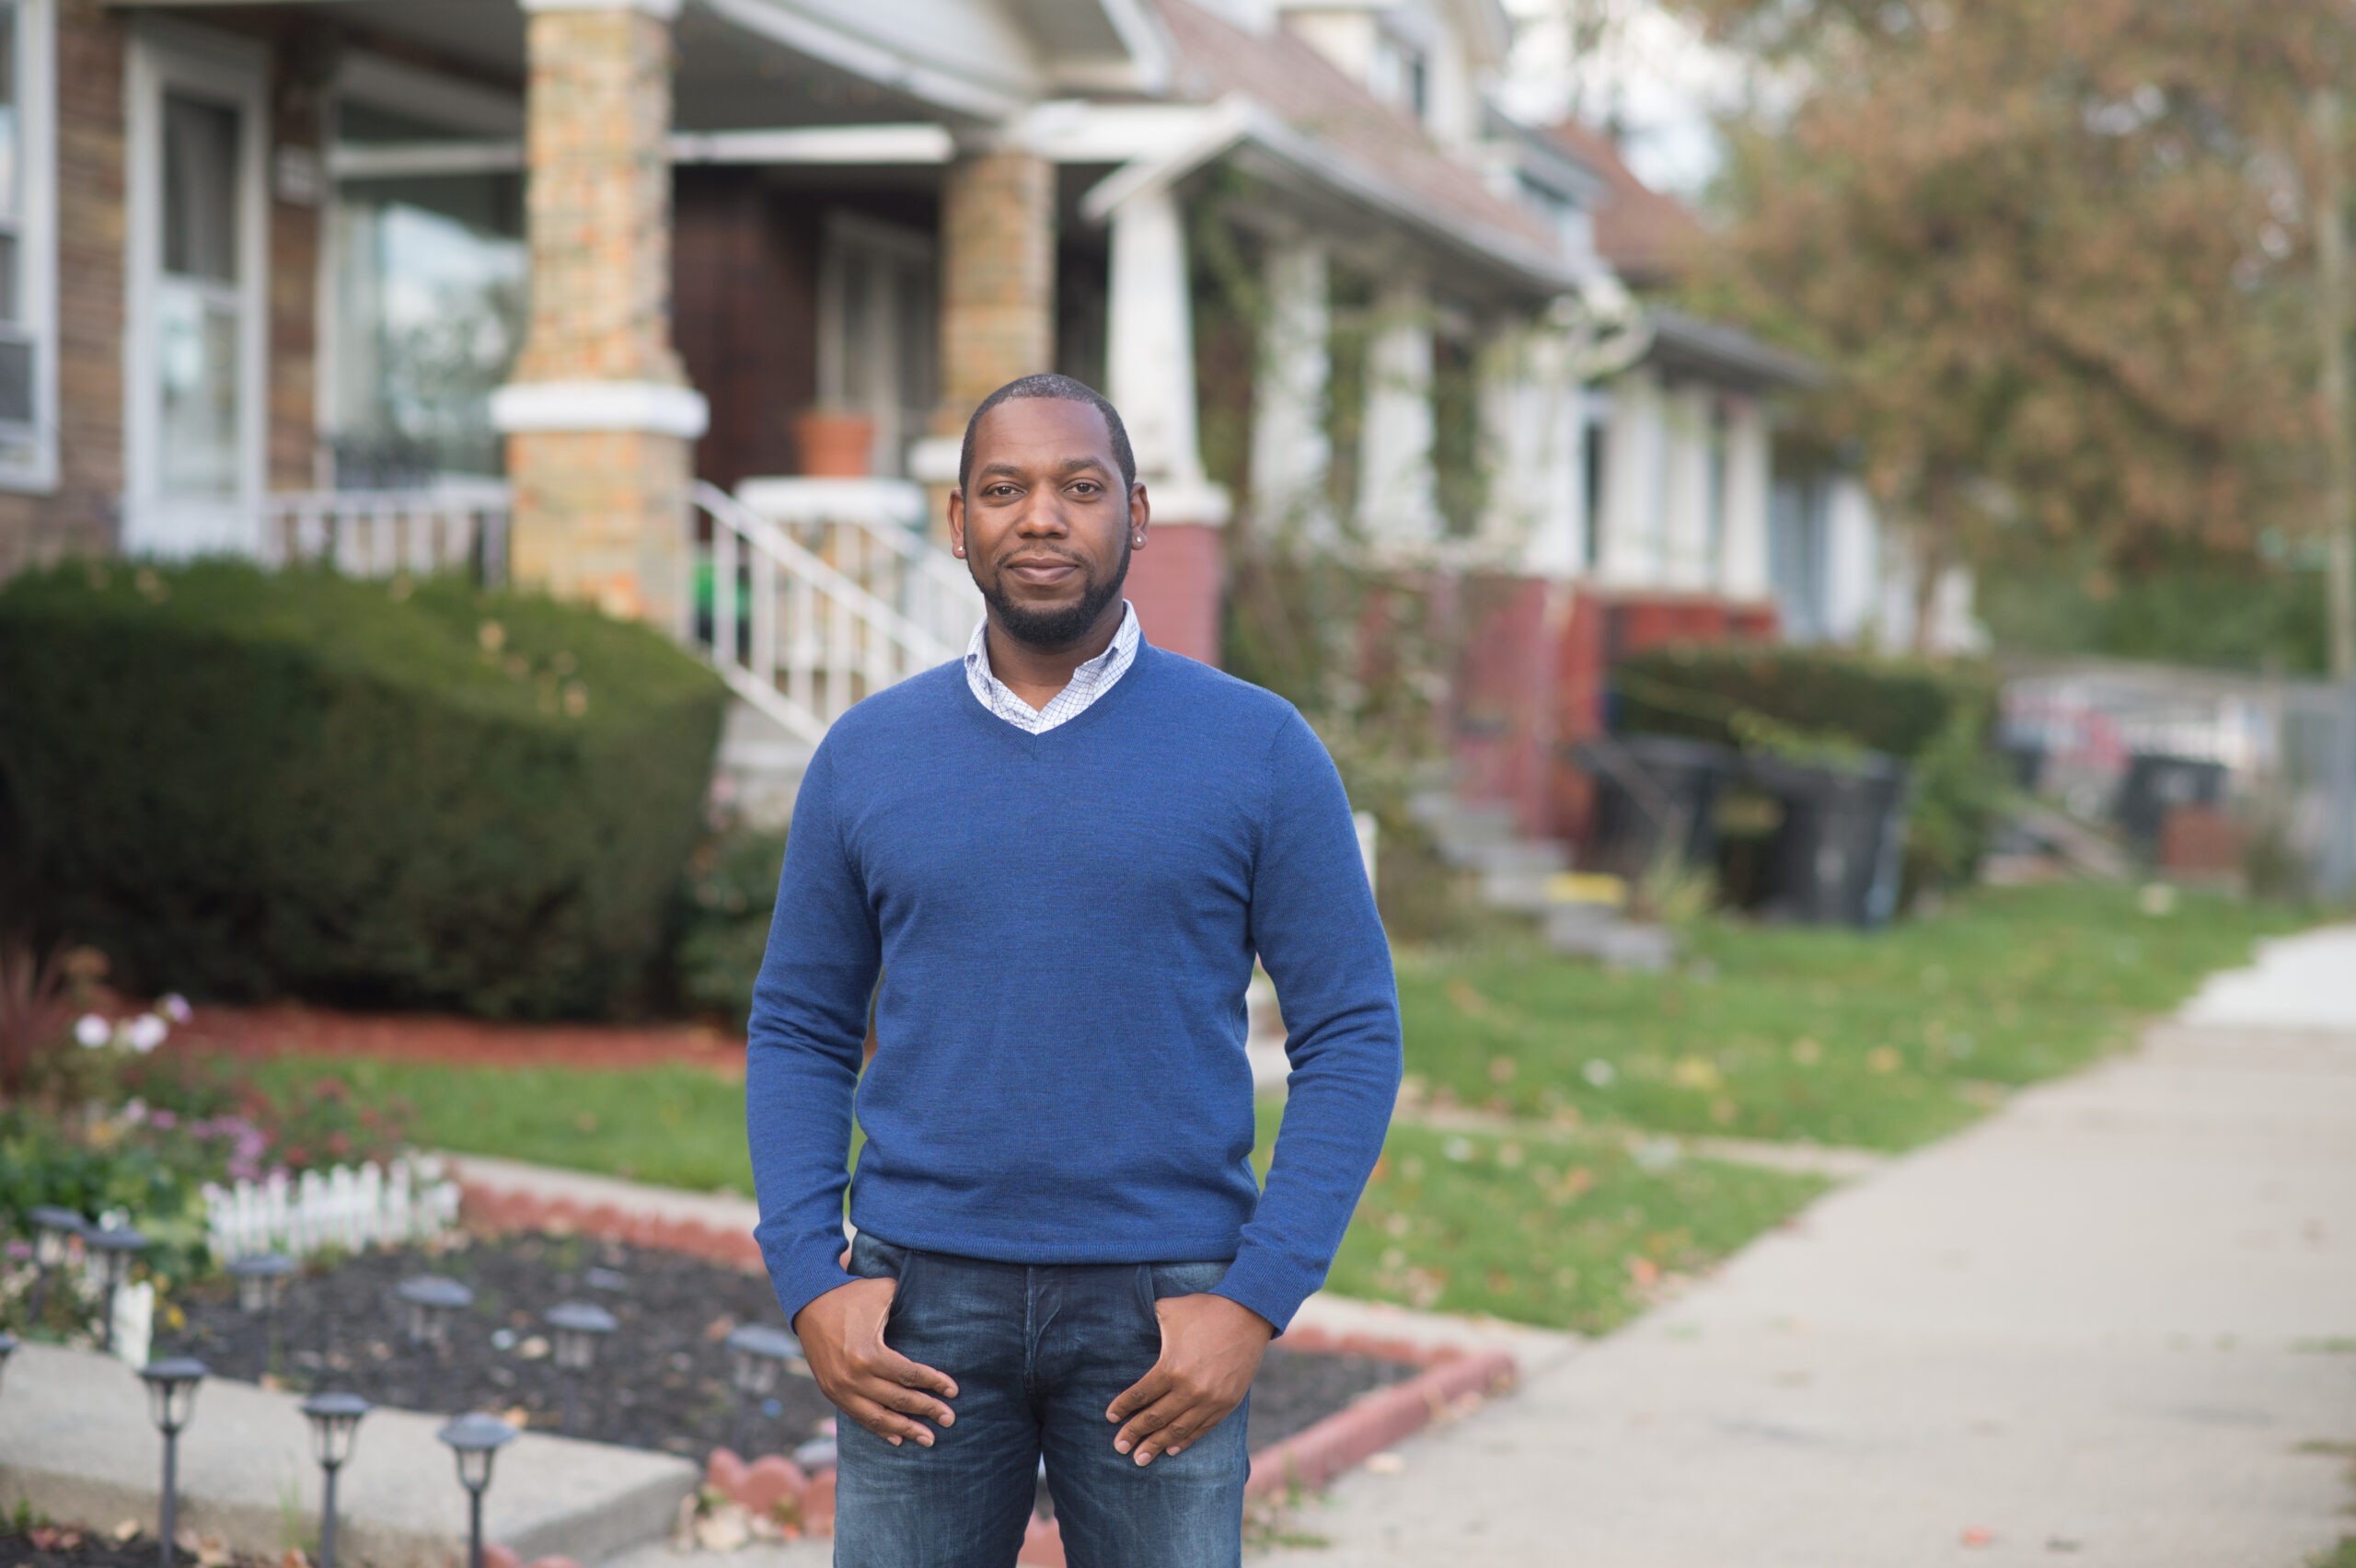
[75, 1014, 111, 1049]
[126, 1014, 168, 1054]
[159, 993, 193, 1024]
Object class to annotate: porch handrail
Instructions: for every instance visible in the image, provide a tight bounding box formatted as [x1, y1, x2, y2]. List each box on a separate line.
[733, 476, 981, 657]
[690, 480, 961, 747]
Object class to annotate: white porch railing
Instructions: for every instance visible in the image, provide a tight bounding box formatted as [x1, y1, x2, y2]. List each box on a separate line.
[733, 477, 980, 656]
[691, 479, 979, 747]
[259, 481, 513, 581]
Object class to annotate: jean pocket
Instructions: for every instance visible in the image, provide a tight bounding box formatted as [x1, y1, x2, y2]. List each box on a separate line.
[847, 1231, 908, 1283]
[1148, 1260, 1231, 1302]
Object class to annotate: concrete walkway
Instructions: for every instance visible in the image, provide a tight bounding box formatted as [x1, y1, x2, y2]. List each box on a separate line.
[1268, 930, 2356, 1566]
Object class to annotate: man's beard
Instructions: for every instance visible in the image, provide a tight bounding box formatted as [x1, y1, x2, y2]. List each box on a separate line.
[976, 537, 1132, 651]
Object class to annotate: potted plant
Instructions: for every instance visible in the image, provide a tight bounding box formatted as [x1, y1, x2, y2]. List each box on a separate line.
[791, 407, 875, 478]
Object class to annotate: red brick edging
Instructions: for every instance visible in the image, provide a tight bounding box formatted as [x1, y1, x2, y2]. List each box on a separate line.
[458, 1180, 766, 1272]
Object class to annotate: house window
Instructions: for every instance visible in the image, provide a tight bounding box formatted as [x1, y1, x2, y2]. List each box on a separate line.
[125, 23, 268, 555]
[324, 81, 527, 485]
[1369, 34, 1428, 123]
[1703, 398, 1729, 577]
[817, 213, 936, 478]
[1769, 472, 1830, 640]
[1580, 418, 1605, 570]
[0, 0, 55, 491]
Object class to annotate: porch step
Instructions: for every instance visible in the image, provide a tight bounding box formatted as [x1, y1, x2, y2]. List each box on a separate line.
[0, 1342, 698, 1568]
[1415, 790, 1680, 969]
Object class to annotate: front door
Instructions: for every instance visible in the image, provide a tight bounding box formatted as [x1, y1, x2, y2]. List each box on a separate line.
[123, 25, 267, 558]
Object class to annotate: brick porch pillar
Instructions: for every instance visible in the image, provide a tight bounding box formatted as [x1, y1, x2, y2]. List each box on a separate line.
[491, 0, 707, 632]
[915, 148, 1056, 531]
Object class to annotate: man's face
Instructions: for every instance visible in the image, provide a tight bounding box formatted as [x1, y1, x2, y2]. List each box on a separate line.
[950, 398, 1145, 650]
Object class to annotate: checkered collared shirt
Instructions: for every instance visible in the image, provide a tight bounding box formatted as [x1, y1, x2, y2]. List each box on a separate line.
[963, 601, 1142, 734]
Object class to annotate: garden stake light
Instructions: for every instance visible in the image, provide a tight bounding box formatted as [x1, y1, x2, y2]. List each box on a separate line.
[228, 1252, 294, 1370]
[723, 1324, 798, 1454]
[543, 1300, 617, 1433]
[140, 1356, 207, 1568]
[437, 1412, 516, 1568]
[27, 1205, 84, 1326]
[86, 1225, 149, 1352]
[394, 1274, 473, 1406]
[299, 1391, 370, 1568]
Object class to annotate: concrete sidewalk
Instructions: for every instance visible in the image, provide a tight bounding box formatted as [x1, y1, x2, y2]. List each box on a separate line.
[1269, 939, 2356, 1565]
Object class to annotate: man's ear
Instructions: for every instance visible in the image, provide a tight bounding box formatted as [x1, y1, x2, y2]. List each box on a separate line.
[948, 486, 966, 556]
[1128, 481, 1149, 548]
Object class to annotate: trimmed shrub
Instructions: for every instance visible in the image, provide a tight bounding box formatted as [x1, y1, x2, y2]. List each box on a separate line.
[0, 560, 727, 1018]
[1611, 644, 2008, 894]
[673, 815, 789, 1027]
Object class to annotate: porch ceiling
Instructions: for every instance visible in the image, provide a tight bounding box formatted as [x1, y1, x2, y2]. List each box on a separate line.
[120, 0, 966, 128]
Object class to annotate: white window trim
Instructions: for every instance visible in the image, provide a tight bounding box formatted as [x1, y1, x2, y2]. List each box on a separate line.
[122, 19, 271, 557]
[816, 210, 937, 477]
[0, 0, 60, 495]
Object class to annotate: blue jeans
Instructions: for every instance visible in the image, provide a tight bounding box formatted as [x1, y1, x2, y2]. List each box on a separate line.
[833, 1232, 1250, 1568]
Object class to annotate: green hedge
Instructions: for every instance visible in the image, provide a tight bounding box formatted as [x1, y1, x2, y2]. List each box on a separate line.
[0, 560, 726, 1018]
[1611, 643, 2008, 892]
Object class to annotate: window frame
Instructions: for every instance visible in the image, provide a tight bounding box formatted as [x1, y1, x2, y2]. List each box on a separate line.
[816, 210, 938, 479]
[121, 19, 270, 556]
[0, 0, 58, 495]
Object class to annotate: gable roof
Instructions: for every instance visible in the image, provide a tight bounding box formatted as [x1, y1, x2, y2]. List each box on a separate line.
[1149, 0, 1570, 291]
[1541, 119, 1705, 288]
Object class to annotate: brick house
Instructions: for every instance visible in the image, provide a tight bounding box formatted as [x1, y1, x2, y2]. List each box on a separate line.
[0, 0, 1936, 832]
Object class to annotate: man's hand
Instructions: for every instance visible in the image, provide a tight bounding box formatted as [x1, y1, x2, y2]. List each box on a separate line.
[793, 1277, 958, 1447]
[1105, 1293, 1274, 1466]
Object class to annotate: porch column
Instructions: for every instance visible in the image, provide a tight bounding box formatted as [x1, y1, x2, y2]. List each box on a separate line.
[1357, 277, 1435, 549]
[1596, 367, 1660, 587]
[492, 0, 706, 631]
[1660, 382, 1713, 591]
[1476, 318, 1581, 575]
[1719, 394, 1772, 599]
[1105, 183, 1228, 663]
[935, 148, 1056, 422]
[1250, 239, 1330, 542]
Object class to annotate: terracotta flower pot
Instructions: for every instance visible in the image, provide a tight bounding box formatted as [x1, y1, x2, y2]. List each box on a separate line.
[792, 409, 875, 478]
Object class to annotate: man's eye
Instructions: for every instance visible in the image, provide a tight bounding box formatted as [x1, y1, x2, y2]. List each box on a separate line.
[1069, 482, 1100, 497]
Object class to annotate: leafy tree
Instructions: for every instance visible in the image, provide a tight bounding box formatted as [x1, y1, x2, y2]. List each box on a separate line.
[1669, 0, 2346, 652]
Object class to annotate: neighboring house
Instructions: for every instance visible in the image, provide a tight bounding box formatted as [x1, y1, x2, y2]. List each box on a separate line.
[0, 0, 1945, 836]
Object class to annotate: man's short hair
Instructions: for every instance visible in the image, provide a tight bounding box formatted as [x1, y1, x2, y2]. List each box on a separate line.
[957, 374, 1138, 495]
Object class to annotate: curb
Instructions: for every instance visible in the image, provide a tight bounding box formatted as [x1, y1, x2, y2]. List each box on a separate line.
[448, 1155, 766, 1274]
[1244, 1349, 1517, 1498]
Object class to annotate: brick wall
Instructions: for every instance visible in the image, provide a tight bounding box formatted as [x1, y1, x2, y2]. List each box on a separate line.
[1125, 522, 1223, 666]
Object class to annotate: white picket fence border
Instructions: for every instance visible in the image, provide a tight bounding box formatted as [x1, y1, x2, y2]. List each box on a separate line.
[202, 1154, 462, 1262]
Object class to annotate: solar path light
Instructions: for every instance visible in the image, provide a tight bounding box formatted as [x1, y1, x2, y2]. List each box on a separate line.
[139, 1356, 208, 1568]
[26, 1205, 84, 1325]
[0, 1332, 15, 1397]
[724, 1324, 799, 1454]
[86, 1225, 149, 1352]
[228, 1252, 294, 1369]
[543, 1300, 617, 1433]
[300, 1391, 370, 1568]
[437, 1412, 517, 1568]
[394, 1274, 473, 1406]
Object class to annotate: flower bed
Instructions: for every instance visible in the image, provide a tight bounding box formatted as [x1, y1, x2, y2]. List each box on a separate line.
[151, 1232, 1418, 1462]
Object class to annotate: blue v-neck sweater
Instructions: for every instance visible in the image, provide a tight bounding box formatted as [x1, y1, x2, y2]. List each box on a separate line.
[745, 643, 1402, 1334]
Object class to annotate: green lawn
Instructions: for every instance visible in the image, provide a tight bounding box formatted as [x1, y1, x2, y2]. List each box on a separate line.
[239, 882, 2309, 1331]
[245, 1058, 760, 1194]
[1395, 882, 2307, 1151]
[1267, 1109, 1826, 1332]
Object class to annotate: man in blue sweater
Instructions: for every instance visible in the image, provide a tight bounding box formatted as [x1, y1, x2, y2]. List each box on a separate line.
[746, 375, 1402, 1567]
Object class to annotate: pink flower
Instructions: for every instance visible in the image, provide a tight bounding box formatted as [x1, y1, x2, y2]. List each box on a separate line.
[159, 994, 193, 1024]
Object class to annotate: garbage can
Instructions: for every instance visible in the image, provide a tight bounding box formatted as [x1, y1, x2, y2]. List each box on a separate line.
[2111, 753, 2226, 859]
[1575, 734, 1739, 882]
[1747, 751, 1911, 928]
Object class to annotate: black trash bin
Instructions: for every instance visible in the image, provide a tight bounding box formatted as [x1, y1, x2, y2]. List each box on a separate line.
[1575, 734, 1739, 882]
[2111, 753, 2226, 859]
[1748, 751, 1911, 928]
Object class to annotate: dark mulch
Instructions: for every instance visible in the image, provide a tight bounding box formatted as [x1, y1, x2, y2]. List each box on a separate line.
[0, 1528, 213, 1568]
[150, 1234, 1415, 1460]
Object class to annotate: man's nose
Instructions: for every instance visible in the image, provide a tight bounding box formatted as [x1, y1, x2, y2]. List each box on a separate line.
[1014, 494, 1069, 536]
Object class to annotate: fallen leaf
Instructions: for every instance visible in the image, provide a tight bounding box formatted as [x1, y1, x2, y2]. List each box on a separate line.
[1961, 1527, 1995, 1548]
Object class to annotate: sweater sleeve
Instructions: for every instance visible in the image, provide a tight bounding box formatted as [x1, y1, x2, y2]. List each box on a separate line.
[1213, 710, 1403, 1333]
[745, 740, 882, 1330]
